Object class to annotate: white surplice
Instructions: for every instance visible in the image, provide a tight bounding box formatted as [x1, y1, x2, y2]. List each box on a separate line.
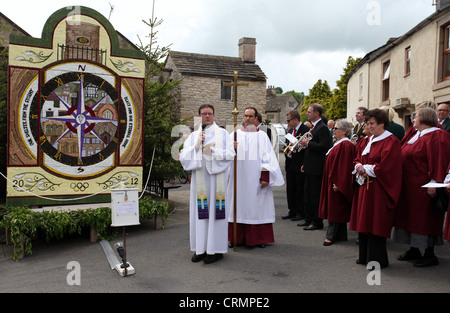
[179, 122, 235, 255]
[227, 129, 285, 225]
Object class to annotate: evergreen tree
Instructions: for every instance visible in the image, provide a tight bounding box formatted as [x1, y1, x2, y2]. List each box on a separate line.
[327, 56, 362, 120]
[137, 13, 184, 182]
[302, 79, 332, 121]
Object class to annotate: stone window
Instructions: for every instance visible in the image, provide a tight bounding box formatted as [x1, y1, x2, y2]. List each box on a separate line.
[382, 61, 390, 101]
[221, 81, 232, 100]
[405, 46, 411, 76]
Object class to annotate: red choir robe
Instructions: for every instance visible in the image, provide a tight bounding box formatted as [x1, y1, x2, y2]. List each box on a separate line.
[394, 129, 450, 237]
[349, 133, 402, 238]
[349, 136, 369, 226]
[400, 125, 416, 146]
[319, 139, 355, 223]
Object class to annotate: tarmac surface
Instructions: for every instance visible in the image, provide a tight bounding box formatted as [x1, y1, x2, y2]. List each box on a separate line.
[1, 158, 450, 296]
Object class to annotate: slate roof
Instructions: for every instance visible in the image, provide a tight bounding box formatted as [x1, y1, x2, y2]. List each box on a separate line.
[266, 94, 299, 112]
[166, 51, 266, 82]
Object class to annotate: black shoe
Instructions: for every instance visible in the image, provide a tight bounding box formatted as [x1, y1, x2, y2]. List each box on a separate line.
[303, 224, 323, 230]
[258, 244, 266, 248]
[203, 254, 223, 264]
[413, 256, 439, 267]
[282, 214, 295, 220]
[191, 252, 207, 263]
[297, 221, 310, 227]
[323, 239, 333, 246]
[291, 215, 304, 221]
[355, 259, 367, 265]
[397, 249, 422, 261]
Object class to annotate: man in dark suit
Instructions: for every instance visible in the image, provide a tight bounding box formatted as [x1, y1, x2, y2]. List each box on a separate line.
[298, 103, 332, 230]
[437, 103, 450, 133]
[353, 107, 368, 141]
[255, 113, 272, 142]
[282, 110, 310, 221]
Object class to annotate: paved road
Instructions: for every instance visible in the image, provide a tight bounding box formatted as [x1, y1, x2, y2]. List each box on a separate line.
[1, 162, 449, 296]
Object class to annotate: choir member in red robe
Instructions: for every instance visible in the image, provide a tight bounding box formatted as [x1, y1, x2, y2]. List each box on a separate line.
[350, 109, 402, 269]
[319, 120, 355, 246]
[394, 107, 450, 267]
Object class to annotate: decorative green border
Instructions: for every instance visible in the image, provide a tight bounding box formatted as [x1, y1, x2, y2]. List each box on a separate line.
[9, 6, 144, 60]
[6, 194, 111, 207]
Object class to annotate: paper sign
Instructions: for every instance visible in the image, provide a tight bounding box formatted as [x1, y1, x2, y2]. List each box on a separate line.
[285, 133, 297, 143]
[421, 182, 448, 188]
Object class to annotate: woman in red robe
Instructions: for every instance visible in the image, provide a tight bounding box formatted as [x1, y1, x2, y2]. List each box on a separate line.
[319, 120, 355, 246]
[394, 108, 450, 267]
[350, 109, 402, 269]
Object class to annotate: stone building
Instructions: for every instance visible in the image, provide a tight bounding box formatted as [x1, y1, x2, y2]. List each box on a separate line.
[347, 0, 450, 128]
[0, 12, 31, 46]
[164, 37, 267, 129]
[265, 86, 300, 123]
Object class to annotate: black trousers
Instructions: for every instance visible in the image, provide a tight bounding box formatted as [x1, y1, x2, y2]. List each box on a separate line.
[358, 233, 389, 268]
[304, 173, 323, 226]
[326, 222, 348, 242]
[286, 170, 305, 218]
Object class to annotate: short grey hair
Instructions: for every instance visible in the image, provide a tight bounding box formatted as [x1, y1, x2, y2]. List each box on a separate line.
[336, 119, 353, 138]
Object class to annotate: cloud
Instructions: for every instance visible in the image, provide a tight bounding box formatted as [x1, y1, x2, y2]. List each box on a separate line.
[1, 0, 436, 94]
[260, 49, 366, 92]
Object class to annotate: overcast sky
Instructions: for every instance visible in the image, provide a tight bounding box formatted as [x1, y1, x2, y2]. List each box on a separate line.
[2, 0, 436, 93]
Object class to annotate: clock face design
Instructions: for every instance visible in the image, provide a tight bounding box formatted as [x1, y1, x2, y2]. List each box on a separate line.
[25, 61, 135, 179]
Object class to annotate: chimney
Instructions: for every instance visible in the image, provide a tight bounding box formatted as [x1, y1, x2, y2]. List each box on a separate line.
[266, 85, 276, 98]
[239, 37, 256, 63]
[436, 0, 450, 10]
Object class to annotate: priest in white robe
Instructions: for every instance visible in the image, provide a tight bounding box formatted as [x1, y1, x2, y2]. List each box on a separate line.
[180, 105, 235, 264]
[228, 107, 285, 248]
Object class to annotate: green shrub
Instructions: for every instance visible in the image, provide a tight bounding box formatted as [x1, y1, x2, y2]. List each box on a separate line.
[0, 199, 169, 261]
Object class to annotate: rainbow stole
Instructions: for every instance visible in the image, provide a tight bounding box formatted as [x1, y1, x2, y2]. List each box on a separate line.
[196, 167, 226, 220]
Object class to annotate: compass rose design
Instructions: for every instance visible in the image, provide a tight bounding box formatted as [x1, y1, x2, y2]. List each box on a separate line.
[43, 75, 115, 164]
[37, 68, 121, 175]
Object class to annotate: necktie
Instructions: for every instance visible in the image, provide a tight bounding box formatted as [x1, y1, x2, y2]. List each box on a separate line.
[356, 123, 361, 133]
[293, 128, 296, 136]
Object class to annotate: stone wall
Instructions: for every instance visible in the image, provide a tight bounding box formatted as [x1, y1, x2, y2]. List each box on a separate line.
[166, 56, 267, 129]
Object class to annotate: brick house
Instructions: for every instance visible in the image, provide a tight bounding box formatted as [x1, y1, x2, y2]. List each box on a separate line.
[164, 37, 267, 129]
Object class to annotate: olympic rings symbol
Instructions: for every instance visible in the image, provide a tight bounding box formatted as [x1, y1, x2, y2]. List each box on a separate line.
[70, 182, 90, 192]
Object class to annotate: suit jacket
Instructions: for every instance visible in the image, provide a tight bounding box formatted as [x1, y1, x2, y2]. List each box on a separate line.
[285, 123, 310, 173]
[441, 117, 450, 133]
[303, 119, 332, 176]
[353, 122, 365, 140]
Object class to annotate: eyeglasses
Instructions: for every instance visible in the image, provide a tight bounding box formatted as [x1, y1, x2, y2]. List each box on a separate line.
[437, 109, 449, 112]
[333, 127, 343, 131]
[286, 119, 292, 123]
[244, 115, 255, 118]
[200, 112, 214, 116]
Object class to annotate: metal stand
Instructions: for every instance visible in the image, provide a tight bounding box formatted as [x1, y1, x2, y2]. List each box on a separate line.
[114, 227, 135, 277]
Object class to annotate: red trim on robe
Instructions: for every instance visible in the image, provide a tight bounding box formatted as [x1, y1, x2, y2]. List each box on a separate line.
[260, 171, 269, 182]
[228, 223, 274, 246]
